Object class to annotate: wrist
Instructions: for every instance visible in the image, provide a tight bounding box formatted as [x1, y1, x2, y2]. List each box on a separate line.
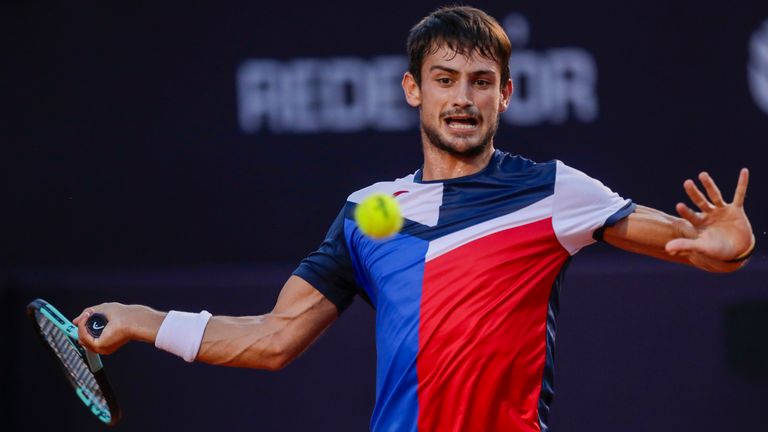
[154, 309, 213, 362]
[725, 236, 756, 263]
[128, 305, 167, 344]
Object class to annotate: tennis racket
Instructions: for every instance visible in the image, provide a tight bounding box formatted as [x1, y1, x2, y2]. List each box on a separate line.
[27, 298, 121, 426]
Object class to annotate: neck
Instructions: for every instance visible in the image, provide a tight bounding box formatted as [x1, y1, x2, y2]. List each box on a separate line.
[420, 141, 496, 181]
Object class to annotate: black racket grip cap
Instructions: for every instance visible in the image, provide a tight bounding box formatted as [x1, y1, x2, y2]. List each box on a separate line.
[86, 313, 108, 338]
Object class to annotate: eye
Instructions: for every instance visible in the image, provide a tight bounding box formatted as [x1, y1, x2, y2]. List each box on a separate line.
[436, 77, 452, 85]
[474, 79, 491, 87]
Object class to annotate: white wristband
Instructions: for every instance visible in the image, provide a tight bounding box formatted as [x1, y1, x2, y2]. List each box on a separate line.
[154, 310, 212, 362]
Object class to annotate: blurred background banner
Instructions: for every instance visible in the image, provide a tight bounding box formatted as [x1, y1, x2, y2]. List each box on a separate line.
[2, 0, 767, 431]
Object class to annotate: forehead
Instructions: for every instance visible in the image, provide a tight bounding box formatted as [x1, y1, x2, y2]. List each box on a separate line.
[421, 44, 501, 75]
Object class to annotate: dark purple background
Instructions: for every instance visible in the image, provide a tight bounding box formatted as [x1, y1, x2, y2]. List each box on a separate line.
[2, 0, 767, 430]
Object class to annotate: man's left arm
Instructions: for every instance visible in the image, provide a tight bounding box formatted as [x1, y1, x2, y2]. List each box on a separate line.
[602, 169, 755, 273]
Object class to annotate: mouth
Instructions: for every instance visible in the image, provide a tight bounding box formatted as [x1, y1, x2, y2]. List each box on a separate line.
[443, 115, 479, 131]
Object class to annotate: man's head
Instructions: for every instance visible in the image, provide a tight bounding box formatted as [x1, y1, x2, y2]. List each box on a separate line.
[406, 6, 511, 89]
[402, 6, 513, 158]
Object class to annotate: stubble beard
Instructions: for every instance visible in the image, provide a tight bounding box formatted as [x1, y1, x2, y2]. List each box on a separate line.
[421, 115, 499, 158]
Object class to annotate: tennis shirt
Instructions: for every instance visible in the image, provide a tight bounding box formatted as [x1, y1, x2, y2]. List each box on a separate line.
[293, 150, 635, 432]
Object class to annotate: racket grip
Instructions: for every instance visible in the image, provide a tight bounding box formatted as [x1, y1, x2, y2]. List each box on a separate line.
[86, 313, 109, 338]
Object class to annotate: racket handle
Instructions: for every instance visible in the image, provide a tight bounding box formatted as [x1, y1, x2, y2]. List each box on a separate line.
[86, 313, 109, 338]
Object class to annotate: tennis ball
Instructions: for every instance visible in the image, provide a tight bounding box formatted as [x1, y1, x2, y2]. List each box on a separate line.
[354, 193, 403, 239]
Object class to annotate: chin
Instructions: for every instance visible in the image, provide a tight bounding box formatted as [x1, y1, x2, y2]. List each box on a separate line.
[435, 136, 490, 157]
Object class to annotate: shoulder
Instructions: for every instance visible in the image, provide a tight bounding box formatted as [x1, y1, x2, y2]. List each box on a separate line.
[345, 172, 443, 228]
[346, 173, 418, 204]
[551, 159, 608, 188]
[493, 151, 596, 176]
[491, 151, 613, 196]
[494, 150, 539, 169]
[487, 150, 559, 185]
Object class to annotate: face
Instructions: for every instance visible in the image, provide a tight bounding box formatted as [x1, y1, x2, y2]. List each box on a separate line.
[403, 45, 513, 157]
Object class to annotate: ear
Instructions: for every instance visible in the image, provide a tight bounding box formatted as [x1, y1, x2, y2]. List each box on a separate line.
[402, 72, 422, 108]
[498, 78, 514, 113]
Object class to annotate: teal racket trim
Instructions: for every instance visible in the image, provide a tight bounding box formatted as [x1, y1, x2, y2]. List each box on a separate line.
[27, 299, 121, 426]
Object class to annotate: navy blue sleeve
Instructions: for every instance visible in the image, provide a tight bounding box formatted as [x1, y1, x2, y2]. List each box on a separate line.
[592, 200, 637, 242]
[292, 207, 360, 313]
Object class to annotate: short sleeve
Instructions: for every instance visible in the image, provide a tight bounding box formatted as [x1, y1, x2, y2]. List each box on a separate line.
[292, 208, 360, 313]
[552, 161, 635, 255]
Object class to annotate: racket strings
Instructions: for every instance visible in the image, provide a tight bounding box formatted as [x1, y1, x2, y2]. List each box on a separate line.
[36, 314, 110, 413]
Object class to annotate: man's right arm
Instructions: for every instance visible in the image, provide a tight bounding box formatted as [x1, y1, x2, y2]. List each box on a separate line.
[197, 275, 338, 370]
[73, 275, 339, 371]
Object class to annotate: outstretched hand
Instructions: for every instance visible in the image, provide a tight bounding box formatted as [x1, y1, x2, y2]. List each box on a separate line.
[665, 169, 754, 265]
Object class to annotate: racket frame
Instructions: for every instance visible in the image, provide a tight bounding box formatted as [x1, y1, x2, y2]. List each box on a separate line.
[27, 298, 121, 426]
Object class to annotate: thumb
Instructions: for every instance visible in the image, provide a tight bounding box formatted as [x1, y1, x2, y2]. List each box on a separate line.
[72, 309, 93, 326]
[665, 238, 701, 255]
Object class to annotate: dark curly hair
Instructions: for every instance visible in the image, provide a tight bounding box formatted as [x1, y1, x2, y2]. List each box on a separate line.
[407, 6, 511, 88]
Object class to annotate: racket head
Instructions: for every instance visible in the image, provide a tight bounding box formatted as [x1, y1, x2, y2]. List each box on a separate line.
[26, 299, 121, 426]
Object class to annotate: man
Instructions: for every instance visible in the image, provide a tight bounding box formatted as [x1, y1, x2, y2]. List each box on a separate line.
[74, 6, 755, 432]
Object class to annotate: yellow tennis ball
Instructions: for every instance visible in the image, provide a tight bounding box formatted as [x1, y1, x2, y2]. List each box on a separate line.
[354, 193, 403, 239]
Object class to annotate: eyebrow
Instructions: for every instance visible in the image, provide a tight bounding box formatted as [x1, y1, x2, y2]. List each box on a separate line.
[429, 65, 496, 76]
[430, 65, 459, 74]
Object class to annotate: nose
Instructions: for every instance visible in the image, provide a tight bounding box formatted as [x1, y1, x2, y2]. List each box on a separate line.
[452, 81, 474, 108]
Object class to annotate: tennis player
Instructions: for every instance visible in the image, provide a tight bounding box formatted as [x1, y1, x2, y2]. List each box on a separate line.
[74, 6, 755, 431]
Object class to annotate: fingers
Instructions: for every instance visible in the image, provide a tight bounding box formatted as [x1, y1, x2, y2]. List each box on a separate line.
[72, 307, 94, 325]
[684, 169, 749, 210]
[77, 313, 97, 349]
[74, 306, 107, 352]
[733, 168, 749, 207]
[77, 316, 115, 354]
[683, 178, 713, 212]
[675, 202, 704, 226]
[698, 172, 725, 207]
